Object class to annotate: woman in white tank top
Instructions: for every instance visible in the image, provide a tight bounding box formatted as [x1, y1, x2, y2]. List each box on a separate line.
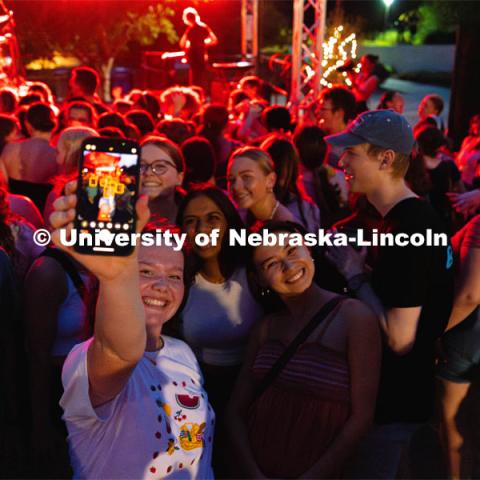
[177, 185, 264, 476]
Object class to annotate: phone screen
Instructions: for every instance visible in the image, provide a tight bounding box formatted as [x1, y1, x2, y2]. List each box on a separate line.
[74, 137, 140, 255]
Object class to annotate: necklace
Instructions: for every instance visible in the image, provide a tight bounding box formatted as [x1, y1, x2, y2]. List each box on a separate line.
[269, 201, 280, 220]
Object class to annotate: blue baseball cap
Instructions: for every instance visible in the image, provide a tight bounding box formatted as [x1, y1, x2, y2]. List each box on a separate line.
[325, 110, 414, 155]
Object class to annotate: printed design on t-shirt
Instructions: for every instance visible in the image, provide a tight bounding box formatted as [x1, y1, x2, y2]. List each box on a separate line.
[175, 394, 200, 410]
[446, 245, 453, 269]
[174, 409, 188, 422]
[179, 422, 206, 451]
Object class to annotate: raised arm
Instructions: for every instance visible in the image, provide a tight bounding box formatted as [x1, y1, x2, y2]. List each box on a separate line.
[50, 181, 150, 407]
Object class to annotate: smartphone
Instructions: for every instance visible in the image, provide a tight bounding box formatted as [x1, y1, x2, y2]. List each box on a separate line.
[74, 137, 140, 256]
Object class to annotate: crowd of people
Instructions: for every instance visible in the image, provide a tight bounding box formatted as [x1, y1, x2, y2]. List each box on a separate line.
[0, 61, 479, 480]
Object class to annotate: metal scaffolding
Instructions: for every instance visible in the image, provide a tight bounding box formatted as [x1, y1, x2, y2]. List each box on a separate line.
[290, 0, 327, 106]
[241, 0, 259, 62]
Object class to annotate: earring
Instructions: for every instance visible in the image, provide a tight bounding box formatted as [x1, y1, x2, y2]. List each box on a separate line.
[260, 288, 271, 297]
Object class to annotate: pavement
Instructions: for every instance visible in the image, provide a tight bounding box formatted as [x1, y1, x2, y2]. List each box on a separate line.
[369, 77, 451, 127]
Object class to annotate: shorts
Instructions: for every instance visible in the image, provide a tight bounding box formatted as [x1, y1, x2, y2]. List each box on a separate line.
[436, 308, 480, 384]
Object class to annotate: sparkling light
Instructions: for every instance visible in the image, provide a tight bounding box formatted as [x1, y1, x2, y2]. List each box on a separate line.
[321, 26, 358, 87]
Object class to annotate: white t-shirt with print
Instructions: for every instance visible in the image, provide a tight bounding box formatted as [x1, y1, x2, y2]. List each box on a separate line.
[60, 335, 215, 479]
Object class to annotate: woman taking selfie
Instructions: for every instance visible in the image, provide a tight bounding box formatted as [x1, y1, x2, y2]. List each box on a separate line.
[50, 183, 214, 479]
[227, 146, 294, 226]
[226, 221, 381, 478]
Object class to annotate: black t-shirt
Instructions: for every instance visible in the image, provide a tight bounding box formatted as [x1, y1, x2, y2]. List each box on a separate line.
[371, 197, 454, 424]
[427, 156, 461, 233]
[185, 24, 209, 66]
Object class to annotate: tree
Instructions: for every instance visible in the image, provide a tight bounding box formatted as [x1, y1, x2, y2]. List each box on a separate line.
[10, 0, 179, 100]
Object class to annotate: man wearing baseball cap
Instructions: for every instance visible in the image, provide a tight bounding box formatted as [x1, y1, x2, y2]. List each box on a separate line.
[325, 110, 453, 477]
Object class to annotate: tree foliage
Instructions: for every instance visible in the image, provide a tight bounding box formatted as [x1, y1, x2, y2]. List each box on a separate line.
[9, 0, 178, 68]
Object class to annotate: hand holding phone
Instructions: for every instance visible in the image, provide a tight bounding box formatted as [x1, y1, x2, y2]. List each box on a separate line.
[49, 180, 150, 282]
[74, 137, 142, 256]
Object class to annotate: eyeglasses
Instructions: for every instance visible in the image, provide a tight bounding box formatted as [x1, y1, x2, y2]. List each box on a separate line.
[140, 161, 177, 176]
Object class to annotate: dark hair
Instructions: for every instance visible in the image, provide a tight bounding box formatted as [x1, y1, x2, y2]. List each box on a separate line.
[405, 150, 431, 197]
[98, 126, 125, 139]
[156, 118, 195, 146]
[181, 136, 216, 188]
[26, 102, 56, 132]
[113, 99, 133, 115]
[293, 125, 327, 171]
[426, 94, 444, 115]
[134, 92, 160, 121]
[28, 82, 53, 104]
[67, 101, 97, 126]
[98, 112, 126, 130]
[261, 135, 311, 229]
[121, 122, 141, 141]
[321, 85, 357, 123]
[0, 115, 18, 154]
[126, 110, 155, 139]
[71, 66, 100, 96]
[176, 184, 246, 280]
[228, 89, 249, 110]
[416, 126, 447, 157]
[262, 106, 292, 132]
[0, 89, 17, 113]
[377, 91, 399, 110]
[201, 104, 229, 135]
[239, 75, 263, 91]
[141, 135, 186, 173]
[18, 94, 42, 107]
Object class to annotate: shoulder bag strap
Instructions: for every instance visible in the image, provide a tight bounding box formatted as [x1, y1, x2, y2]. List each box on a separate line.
[253, 296, 345, 403]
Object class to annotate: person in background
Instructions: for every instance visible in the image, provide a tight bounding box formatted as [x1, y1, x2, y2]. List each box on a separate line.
[198, 104, 242, 188]
[179, 7, 218, 89]
[377, 91, 405, 114]
[227, 146, 294, 226]
[261, 134, 321, 233]
[181, 136, 216, 189]
[456, 113, 480, 187]
[315, 86, 357, 168]
[0, 87, 17, 114]
[347, 55, 380, 112]
[226, 220, 380, 478]
[437, 214, 480, 479]
[415, 126, 464, 233]
[294, 125, 349, 228]
[68, 66, 103, 106]
[140, 136, 186, 224]
[0, 102, 58, 212]
[63, 101, 98, 130]
[416, 93, 445, 133]
[43, 127, 99, 227]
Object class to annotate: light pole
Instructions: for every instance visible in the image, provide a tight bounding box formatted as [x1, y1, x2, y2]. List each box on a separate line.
[383, 0, 394, 30]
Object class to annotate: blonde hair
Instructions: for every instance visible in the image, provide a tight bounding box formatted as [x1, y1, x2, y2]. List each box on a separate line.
[57, 127, 98, 174]
[228, 146, 275, 176]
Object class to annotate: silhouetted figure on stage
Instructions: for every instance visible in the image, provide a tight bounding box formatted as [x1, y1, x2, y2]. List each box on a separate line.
[179, 8, 218, 89]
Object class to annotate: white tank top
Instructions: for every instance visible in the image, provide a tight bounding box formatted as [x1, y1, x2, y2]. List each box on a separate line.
[181, 267, 263, 366]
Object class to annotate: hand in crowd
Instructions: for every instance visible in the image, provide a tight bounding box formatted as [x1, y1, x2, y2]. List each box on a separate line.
[447, 189, 480, 216]
[49, 180, 150, 282]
